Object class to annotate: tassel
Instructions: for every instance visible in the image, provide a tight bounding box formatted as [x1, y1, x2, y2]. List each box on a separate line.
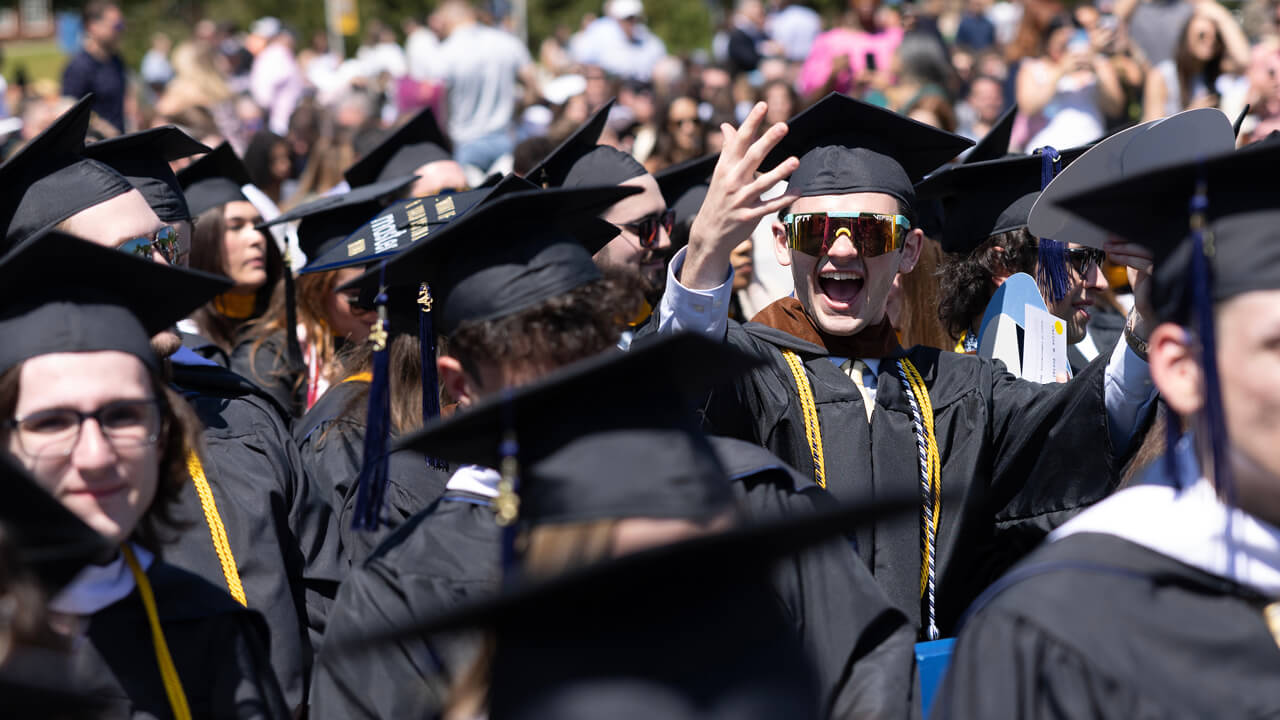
[1188, 176, 1234, 505]
[495, 390, 521, 574]
[352, 265, 393, 532]
[417, 283, 448, 470]
[1034, 147, 1070, 303]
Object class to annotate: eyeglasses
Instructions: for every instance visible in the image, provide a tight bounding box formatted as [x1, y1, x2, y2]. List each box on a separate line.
[782, 212, 910, 258]
[621, 208, 675, 249]
[6, 399, 162, 460]
[1064, 247, 1106, 276]
[118, 225, 184, 266]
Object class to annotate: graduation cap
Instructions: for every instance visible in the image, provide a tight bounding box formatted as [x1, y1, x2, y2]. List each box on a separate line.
[525, 98, 630, 188]
[1028, 108, 1236, 251]
[177, 141, 254, 217]
[963, 104, 1017, 164]
[83, 126, 211, 224]
[258, 174, 419, 262]
[343, 107, 453, 189]
[916, 144, 1089, 254]
[760, 92, 973, 210]
[2, 453, 115, 594]
[1053, 139, 1280, 511]
[655, 152, 718, 248]
[0, 94, 135, 251]
[0, 231, 232, 373]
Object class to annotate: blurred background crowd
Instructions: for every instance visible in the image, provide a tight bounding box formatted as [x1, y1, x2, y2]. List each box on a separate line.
[2, 0, 1277, 205]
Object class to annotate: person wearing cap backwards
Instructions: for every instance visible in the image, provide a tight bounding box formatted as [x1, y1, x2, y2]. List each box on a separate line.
[310, 188, 915, 720]
[0, 233, 290, 718]
[0, 99, 341, 714]
[933, 136, 1280, 719]
[658, 93, 1160, 640]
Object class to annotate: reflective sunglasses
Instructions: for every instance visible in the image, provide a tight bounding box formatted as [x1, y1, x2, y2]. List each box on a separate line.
[1064, 247, 1106, 276]
[118, 225, 184, 266]
[782, 212, 911, 258]
[621, 208, 675, 249]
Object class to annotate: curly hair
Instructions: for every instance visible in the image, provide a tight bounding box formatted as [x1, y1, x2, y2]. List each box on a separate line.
[0, 361, 202, 553]
[936, 227, 1039, 339]
[446, 269, 646, 389]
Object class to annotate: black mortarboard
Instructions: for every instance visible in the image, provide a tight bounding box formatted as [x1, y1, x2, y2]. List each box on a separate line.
[916, 145, 1089, 254]
[177, 141, 253, 217]
[0, 94, 134, 251]
[83, 126, 210, 224]
[656, 153, 717, 248]
[760, 92, 973, 209]
[258, 174, 418, 261]
[963, 104, 1016, 164]
[560, 146, 648, 188]
[343, 107, 453, 188]
[0, 231, 232, 373]
[2, 453, 114, 594]
[525, 99, 616, 188]
[351, 184, 639, 336]
[395, 333, 759, 525]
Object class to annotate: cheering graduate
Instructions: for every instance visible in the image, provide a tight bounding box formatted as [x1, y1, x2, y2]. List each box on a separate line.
[0, 104, 342, 713]
[933, 133, 1280, 720]
[344, 106, 468, 198]
[0, 234, 289, 719]
[311, 190, 914, 720]
[658, 92, 1160, 638]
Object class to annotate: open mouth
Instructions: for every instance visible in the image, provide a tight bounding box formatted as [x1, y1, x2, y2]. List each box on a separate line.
[818, 271, 864, 309]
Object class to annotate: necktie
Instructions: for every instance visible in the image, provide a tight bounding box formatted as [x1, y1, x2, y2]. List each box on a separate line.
[840, 358, 875, 421]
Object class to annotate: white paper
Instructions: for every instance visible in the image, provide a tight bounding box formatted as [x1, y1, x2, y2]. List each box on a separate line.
[1021, 305, 1069, 384]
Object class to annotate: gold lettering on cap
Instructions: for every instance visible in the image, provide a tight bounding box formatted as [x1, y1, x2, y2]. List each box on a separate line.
[435, 196, 456, 220]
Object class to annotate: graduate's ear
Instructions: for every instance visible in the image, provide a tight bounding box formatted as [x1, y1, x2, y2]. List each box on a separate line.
[896, 227, 924, 274]
[772, 217, 792, 267]
[437, 354, 479, 409]
[1149, 322, 1203, 417]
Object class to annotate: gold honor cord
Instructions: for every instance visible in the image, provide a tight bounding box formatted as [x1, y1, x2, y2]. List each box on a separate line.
[123, 545, 193, 720]
[782, 349, 826, 489]
[186, 451, 247, 606]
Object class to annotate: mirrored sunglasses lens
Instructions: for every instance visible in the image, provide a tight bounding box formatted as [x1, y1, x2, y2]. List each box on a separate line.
[118, 237, 154, 259]
[789, 215, 828, 255]
[850, 216, 900, 257]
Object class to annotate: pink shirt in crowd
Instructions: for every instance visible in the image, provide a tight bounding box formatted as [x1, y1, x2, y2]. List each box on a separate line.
[798, 26, 904, 97]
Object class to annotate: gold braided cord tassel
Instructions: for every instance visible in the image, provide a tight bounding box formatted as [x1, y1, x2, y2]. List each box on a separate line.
[123, 545, 193, 720]
[900, 358, 942, 598]
[186, 451, 247, 606]
[781, 349, 826, 488]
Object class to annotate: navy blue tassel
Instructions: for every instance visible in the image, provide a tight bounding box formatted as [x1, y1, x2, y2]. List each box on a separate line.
[417, 283, 448, 470]
[1034, 147, 1070, 303]
[352, 266, 393, 532]
[1188, 178, 1234, 504]
[496, 389, 521, 575]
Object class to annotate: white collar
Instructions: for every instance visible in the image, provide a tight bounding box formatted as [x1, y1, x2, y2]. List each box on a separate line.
[49, 543, 154, 616]
[1052, 476, 1280, 598]
[445, 464, 501, 499]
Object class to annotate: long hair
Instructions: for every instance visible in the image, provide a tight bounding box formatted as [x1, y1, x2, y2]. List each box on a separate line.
[333, 333, 427, 437]
[936, 227, 1039, 339]
[897, 236, 957, 350]
[0, 361, 204, 553]
[240, 270, 346, 400]
[1174, 14, 1224, 111]
[187, 203, 285, 353]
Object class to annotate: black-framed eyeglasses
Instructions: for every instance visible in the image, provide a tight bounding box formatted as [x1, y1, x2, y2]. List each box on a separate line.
[621, 208, 675, 249]
[118, 225, 184, 266]
[6, 399, 162, 460]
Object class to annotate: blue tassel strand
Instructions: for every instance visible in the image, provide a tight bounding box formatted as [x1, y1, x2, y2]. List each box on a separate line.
[1188, 179, 1234, 504]
[1034, 147, 1070, 303]
[352, 265, 393, 532]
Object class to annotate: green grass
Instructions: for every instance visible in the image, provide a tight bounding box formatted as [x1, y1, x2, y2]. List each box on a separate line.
[2, 39, 67, 85]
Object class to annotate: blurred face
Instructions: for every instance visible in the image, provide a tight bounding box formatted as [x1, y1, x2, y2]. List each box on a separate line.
[1039, 242, 1109, 345]
[409, 160, 469, 198]
[326, 267, 377, 344]
[89, 6, 124, 50]
[908, 108, 944, 129]
[668, 98, 701, 151]
[968, 77, 1004, 124]
[596, 174, 671, 295]
[730, 238, 754, 292]
[63, 191, 185, 357]
[772, 193, 921, 336]
[9, 352, 160, 543]
[1186, 15, 1220, 63]
[763, 84, 795, 125]
[269, 141, 292, 182]
[221, 201, 268, 293]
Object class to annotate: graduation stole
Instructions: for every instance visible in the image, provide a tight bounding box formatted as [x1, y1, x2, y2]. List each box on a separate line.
[755, 297, 944, 640]
[123, 545, 193, 720]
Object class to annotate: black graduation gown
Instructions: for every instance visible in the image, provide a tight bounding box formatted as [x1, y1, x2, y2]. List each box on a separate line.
[168, 361, 344, 711]
[296, 381, 452, 568]
[705, 320, 1130, 635]
[77, 559, 290, 719]
[229, 331, 306, 419]
[933, 532, 1280, 719]
[310, 490, 500, 720]
[711, 437, 918, 720]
